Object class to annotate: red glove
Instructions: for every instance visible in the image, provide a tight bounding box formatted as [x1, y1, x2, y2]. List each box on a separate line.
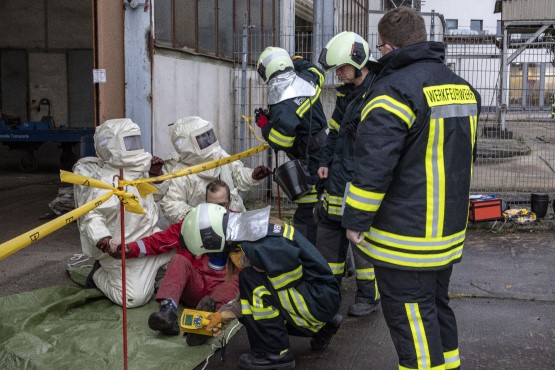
[96, 236, 112, 253]
[255, 108, 270, 129]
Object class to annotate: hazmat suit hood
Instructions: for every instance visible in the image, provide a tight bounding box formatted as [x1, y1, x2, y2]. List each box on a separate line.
[169, 116, 224, 178]
[94, 118, 152, 172]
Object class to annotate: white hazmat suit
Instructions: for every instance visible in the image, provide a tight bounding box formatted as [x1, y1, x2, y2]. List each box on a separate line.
[74, 118, 173, 308]
[159, 116, 261, 222]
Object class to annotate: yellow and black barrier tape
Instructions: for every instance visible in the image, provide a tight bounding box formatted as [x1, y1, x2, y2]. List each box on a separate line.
[0, 143, 270, 260]
[0, 192, 112, 260]
[120, 143, 270, 187]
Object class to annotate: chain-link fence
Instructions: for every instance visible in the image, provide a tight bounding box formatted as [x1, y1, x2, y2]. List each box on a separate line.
[232, 31, 555, 209]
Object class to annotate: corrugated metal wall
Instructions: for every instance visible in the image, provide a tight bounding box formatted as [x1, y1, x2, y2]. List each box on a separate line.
[501, 0, 555, 21]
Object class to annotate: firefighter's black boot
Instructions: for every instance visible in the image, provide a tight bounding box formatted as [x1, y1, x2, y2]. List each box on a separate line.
[238, 350, 295, 370]
[310, 314, 343, 352]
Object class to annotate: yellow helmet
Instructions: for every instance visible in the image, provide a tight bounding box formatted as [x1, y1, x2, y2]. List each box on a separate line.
[181, 203, 228, 256]
[318, 31, 373, 72]
[257, 47, 294, 83]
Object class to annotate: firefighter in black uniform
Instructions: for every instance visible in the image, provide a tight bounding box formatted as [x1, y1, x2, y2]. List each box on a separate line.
[343, 8, 481, 370]
[316, 31, 382, 317]
[181, 203, 342, 370]
[255, 47, 327, 245]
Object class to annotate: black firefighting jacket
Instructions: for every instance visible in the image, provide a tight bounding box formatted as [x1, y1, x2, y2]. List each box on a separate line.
[240, 223, 340, 329]
[341, 41, 481, 271]
[262, 59, 327, 204]
[319, 70, 375, 220]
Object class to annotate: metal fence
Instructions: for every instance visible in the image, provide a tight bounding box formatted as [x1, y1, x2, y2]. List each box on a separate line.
[232, 31, 555, 209]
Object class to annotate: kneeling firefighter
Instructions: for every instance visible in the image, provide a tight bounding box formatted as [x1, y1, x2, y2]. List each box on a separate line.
[181, 203, 343, 370]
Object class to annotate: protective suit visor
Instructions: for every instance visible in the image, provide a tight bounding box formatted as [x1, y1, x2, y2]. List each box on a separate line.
[119, 132, 144, 156]
[195, 129, 217, 150]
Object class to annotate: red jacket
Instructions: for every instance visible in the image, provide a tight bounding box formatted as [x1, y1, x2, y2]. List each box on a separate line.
[127, 222, 208, 270]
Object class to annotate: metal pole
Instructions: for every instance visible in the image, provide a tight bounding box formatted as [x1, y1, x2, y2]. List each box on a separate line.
[500, 27, 509, 131]
[240, 25, 249, 153]
[312, 0, 323, 65]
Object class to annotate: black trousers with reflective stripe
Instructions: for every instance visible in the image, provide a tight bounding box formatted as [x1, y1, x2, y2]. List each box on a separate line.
[375, 265, 459, 369]
[316, 212, 379, 304]
[239, 267, 313, 354]
[293, 203, 318, 245]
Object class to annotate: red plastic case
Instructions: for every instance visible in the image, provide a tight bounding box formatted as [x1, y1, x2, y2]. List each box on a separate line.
[469, 199, 503, 221]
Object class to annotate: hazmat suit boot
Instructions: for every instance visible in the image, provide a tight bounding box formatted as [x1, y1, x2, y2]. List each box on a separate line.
[148, 299, 179, 336]
[238, 350, 295, 370]
[348, 301, 380, 317]
[310, 314, 343, 352]
[84, 260, 101, 289]
[186, 296, 216, 346]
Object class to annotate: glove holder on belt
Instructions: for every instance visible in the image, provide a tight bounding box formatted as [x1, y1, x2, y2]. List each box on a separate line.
[273, 159, 311, 201]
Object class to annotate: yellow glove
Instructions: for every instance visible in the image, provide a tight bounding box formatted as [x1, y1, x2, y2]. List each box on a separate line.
[229, 250, 246, 270]
[206, 310, 236, 336]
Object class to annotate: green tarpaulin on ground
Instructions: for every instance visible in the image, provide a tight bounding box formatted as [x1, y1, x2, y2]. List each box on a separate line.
[0, 286, 240, 370]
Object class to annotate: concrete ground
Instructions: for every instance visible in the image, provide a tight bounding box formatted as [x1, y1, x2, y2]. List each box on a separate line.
[1, 163, 554, 369]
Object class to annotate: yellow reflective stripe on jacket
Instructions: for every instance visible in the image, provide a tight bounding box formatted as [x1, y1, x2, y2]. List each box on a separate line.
[355, 267, 375, 281]
[268, 128, 295, 148]
[444, 348, 460, 369]
[328, 261, 345, 276]
[358, 228, 465, 269]
[282, 223, 295, 240]
[309, 67, 325, 87]
[241, 287, 279, 320]
[405, 302, 433, 370]
[345, 183, 385, 212]
[323, 191, 343, 215]
[295, 187, 318, 204]
[361, 95, 416, 128]
[425, 117, 446, 239]
[269, 265, 303, 290]
[277, 288, 324, 333]
[297, 85, 322, 117]
[328, 118, 340, 132]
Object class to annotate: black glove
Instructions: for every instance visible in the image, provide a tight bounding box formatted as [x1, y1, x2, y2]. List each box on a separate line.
[254, 108, 270, 129]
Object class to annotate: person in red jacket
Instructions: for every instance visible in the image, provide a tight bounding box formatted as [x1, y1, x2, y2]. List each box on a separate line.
[109, 179, 238, 346]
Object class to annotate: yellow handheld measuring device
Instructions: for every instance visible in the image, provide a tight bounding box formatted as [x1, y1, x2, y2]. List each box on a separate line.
[179, 308, 221, 337]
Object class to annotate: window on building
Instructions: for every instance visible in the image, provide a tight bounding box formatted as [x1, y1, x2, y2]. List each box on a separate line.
[497, 20, 502, 36]
[446, 19, 458, 32]
[154, 0, 279, 61]
[470, 19, 483, 33]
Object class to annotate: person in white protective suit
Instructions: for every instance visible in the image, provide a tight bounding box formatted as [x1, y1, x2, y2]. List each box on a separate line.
[74, 118, 174, 308]
[158, 116, 272, 223]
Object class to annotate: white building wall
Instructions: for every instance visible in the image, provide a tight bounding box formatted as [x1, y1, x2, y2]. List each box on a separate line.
[152, 53, 236, 159]
[421, 0, 500, 33]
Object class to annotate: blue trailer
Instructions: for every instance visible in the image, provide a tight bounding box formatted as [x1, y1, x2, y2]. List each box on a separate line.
[0, 118, 95, 172]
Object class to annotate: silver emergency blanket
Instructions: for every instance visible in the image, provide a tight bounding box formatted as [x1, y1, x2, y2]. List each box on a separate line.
[268, 70, 317, 105]
[226, 206, 271, 242]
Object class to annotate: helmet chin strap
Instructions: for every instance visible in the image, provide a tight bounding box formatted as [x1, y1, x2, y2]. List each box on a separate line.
[354, 68, 362, 79]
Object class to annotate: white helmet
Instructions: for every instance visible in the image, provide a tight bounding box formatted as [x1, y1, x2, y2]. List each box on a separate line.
[94, 118, 152, 168]
[318, 31, 375, 73]
[257, 47, 294, 83]
[181, 203, 229, 256]
[169, 116, 221, 165]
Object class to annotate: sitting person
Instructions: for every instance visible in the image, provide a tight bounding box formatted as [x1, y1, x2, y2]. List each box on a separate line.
[109, 179, 239, 346]
[158, 116, 271, 223]
[74, 118, 173, 308]
[181, 203, 343, 370]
